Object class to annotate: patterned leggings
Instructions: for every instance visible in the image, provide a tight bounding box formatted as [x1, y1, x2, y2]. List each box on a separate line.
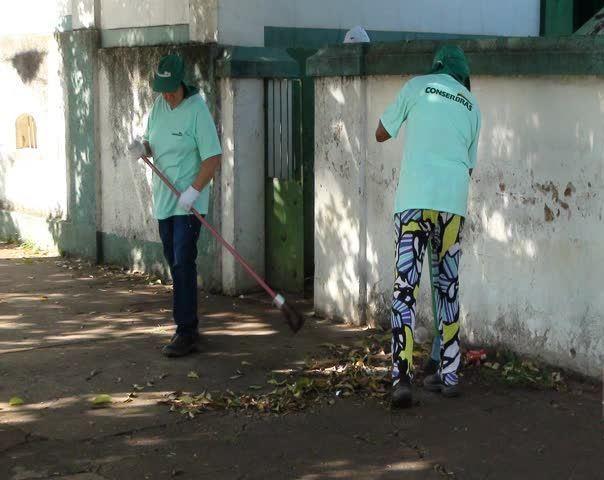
[391, 209, 463, 386]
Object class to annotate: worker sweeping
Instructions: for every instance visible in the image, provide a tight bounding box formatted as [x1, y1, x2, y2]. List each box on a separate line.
[128, 54, 222, 357]
[375, 45, 481, 408]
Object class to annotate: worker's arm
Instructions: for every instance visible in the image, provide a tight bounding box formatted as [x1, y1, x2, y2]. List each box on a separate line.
[375, 120, 392, 142]
[177, 154, 221, 211]
[177, 98, 223, 211]
[191, 154, 221, 192]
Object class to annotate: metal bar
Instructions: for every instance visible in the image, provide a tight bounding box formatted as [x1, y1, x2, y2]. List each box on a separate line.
[276, 80, 283, 178]
[267, 80, 274, 178]
[287, 80, 293, 180]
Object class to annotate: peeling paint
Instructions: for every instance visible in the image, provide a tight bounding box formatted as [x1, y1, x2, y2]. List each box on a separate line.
[564, 182, 575, 197]
[544, 204, 554, 222]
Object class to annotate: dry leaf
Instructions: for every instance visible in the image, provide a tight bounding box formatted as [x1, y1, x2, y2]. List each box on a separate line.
[92, 394, 112, 407]
[9, 397, 24, 407]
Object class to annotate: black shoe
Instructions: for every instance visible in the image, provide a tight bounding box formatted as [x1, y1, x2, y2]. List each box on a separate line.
[423, 373, 460, 398]
[422, 357, 440, 376]
[162, 333, 199, 358]
[391, 379, 413, 409]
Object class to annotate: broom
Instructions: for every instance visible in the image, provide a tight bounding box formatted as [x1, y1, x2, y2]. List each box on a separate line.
[139, 155, 305, 333]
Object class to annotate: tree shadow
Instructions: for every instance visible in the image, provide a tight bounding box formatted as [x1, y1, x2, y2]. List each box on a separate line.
[314, 72, 604, 377]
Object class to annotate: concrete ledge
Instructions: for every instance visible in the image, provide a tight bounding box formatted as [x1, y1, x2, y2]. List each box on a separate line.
[307, 36, 604, 77]
[100, 24, 190, 48]
[216, 47, 300, 78]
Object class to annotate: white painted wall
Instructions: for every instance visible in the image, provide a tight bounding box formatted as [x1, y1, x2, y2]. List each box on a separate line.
[219, 78, 266, 294]
[0, 1, 71, 34]
[217, 0, 541, 46]
[0, 36, 68, 221]
[1, 0, 541, 42]
[97, 55, 158, 250]
[314, 75, 604, 377]
[99, 0, 189, 29]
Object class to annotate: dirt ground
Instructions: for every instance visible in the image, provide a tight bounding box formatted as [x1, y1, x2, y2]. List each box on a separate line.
[0, 242, 602, 480]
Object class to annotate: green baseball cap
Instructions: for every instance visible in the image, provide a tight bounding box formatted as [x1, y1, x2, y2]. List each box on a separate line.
[152, 54, 185, 92]
[430, 45, 471, 90]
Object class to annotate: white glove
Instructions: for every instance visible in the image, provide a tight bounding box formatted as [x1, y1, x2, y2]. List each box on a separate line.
[127, 137, 146, 160]
[178, 185, 201, 212]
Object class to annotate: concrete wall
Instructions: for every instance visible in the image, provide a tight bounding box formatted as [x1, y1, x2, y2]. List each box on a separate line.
[99, 0, 189, 29]
[216, 0, 541, 46]
[314, 74, 604, 377]
[0, 1, 72, 34]
[0, 35, 69, 251]
[219, 78, 266, 294]
[97, 44, 222, 288]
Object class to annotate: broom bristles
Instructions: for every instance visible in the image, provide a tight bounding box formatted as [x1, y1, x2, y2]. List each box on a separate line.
[280, 300, 305, 333]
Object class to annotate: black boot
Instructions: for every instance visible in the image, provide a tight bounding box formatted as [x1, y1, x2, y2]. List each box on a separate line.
[391, 378, 413, 409]
[162, 333, 198, 357]
[423, 373, 460, 398]
[422, 357, 440, 376]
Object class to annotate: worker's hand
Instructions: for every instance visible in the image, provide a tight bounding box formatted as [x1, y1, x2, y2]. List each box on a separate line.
[178, 185, 201, 212]
[127, 137, 146, 161]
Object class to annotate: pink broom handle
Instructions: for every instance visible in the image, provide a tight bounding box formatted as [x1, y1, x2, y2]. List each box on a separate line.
[140, 155, 278, 300]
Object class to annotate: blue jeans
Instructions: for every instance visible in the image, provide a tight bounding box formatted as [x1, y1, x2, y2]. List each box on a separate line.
[158, 215, 202, 337]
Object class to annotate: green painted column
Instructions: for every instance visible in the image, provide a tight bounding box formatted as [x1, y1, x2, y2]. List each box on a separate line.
[541, 0, 574, 36]
[54, 29, 100, 259]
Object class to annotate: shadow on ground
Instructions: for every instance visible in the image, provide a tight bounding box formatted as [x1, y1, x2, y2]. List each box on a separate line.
[0, 244, 602, 480]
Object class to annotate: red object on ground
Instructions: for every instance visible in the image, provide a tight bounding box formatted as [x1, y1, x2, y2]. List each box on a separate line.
[466, 349, 487, 365]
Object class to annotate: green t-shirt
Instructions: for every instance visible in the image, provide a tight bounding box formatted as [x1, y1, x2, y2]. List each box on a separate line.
[144, 90, 222, 219]
[380, 74, 481, 217]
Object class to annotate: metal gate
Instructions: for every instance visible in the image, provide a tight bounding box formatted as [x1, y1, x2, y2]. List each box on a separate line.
[265, 78, 304, 292]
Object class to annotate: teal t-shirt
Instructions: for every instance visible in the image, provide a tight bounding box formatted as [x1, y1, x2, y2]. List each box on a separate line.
[380, 74, 481, 217]
[144, 90, 222, 219]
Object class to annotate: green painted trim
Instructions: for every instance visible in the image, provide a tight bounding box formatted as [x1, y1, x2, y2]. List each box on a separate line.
[100, 232, 168, 275]
[100, 24, 190, 48]
[307, 37, 604, 77]
[50, 220, 97, 259]
[574, 6, 604, 34]
[216, 47, 300, 78]
[100, 230, 219, 290]
[541, 0, 574, 36]
[56, 30, 100, 259]
[265, 26, 494, 49]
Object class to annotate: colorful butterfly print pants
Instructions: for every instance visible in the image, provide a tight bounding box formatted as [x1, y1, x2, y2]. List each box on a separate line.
[391, 209, 464, 386]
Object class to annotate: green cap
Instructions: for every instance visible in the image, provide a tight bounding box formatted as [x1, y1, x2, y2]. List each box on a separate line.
[430, 45, 471, 90]
[152, 54, 185, 92]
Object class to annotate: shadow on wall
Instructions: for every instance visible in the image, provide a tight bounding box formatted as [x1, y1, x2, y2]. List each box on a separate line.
[1, 32, 223, 289]
[317, 76, 604, 374]
[314, 77, 367, 326]
[38, 30, 99, 261]
[95, 43, 222, 289]
[460, 78, 604, 372]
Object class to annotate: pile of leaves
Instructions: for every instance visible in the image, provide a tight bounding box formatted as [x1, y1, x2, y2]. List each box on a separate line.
[160, 333, 440, 417]
[160, 331, 431, 418]
[160, 333, 567, 418]
[467, 350, 566, 391]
